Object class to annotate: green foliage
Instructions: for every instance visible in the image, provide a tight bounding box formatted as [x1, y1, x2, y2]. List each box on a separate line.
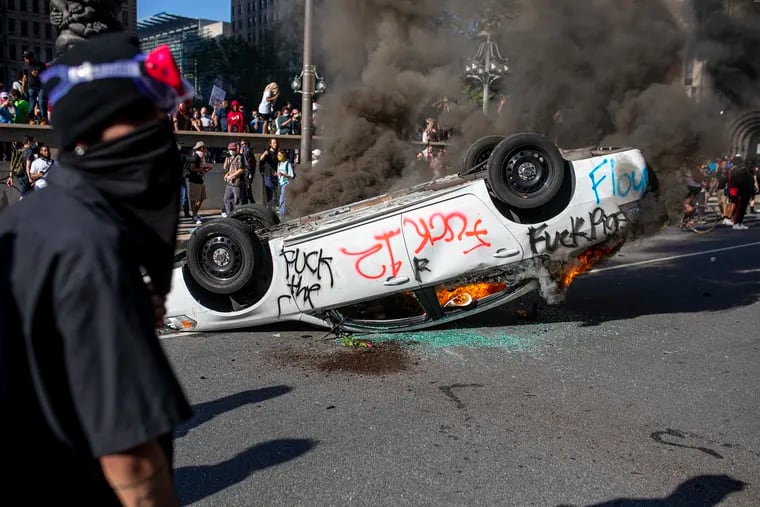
[339, 335, 374, 349]
[193, 34, 301, 109]
[194, 36, 262, 105]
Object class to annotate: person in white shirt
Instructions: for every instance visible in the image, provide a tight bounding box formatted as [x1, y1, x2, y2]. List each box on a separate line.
[257, 82, 280, 135]
[29, 144, 53, 190]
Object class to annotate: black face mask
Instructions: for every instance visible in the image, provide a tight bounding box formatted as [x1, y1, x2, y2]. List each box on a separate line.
[58, 118, 182, 296]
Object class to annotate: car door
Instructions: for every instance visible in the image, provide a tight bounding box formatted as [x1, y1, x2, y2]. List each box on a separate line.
[400, 193, 525, 288]
[279, 214, 418, 312]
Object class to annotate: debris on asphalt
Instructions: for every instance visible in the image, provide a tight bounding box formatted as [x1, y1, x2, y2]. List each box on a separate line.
[271, 340, 413, 376]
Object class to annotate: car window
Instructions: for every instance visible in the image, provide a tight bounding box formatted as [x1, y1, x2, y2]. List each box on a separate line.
[334, 291, 426, 323]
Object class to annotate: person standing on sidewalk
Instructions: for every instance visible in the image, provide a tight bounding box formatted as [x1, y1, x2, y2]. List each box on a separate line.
[730, 156, 755, 230]
[28, 143, 54, 190]
[223, 141, 245, 216]
[189, 141, 211, 224]
[276, 148, 295, 219]
[259, 138, 279, 206]
[0, 33, 192, 506]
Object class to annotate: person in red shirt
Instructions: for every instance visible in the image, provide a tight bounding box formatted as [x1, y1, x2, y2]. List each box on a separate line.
[227, 100, 244, 133]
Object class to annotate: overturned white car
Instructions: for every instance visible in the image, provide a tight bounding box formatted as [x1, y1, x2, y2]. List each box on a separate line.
[164, 133, 652, 333]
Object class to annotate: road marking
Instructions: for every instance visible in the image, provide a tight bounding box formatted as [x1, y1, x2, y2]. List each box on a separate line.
[590, 241, 760, 274]
[158, 331, 203, 340]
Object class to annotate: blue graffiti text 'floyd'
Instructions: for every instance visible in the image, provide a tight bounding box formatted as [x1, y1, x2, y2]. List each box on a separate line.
[589, 158, 648, 205]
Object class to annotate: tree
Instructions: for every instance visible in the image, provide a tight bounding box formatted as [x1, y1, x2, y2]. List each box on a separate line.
[193, 36, 264, 106]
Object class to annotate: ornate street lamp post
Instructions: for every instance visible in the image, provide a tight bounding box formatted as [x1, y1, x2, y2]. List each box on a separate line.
[464, 32, 509, 115]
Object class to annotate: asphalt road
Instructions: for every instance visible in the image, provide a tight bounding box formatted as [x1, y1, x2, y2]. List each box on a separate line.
[163, 213, 760, 507]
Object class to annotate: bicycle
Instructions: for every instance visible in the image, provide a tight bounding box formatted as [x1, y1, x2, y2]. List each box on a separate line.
[680, 187, 721, 234]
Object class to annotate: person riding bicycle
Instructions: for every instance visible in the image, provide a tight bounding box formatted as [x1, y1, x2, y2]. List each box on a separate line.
[682, 166, 705, 215]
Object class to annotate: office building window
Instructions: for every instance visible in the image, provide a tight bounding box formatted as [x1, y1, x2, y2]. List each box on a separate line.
[32, 0, 39, 13]
[34, 46, 41, 59]
[8, 0, 15, 10]
[45, 23, 52, 40]
[9, 44, 16, 60]
[21, 20, 28, 36]
[33, 21, 40, 36]
[9, 19, 16, 33]
[20, 0, 27, 11]
[45, 46, 53, 62]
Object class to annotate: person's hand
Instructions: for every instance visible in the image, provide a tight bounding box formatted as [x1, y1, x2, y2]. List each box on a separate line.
[6, 176, 13, 187]
[151, 293, 167, 329]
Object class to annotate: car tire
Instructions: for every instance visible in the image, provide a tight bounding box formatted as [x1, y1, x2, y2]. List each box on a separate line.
[487, 133, 565, 209]
[461, 135, 504, 175]
[186, 219, 262, 295]
[229, 203, 280, 231]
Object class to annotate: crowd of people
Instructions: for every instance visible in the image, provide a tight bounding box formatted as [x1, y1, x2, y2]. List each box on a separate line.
[171, 82, 311, 140]
[0, 50, 50, 129]
[682, 154, 760, 230]
[178, 137, 301, 223]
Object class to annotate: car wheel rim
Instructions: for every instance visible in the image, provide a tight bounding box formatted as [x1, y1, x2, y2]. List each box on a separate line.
[200, 235, 243, 279]
[475, 148, 491, 167]
[505, 149, 550, 195]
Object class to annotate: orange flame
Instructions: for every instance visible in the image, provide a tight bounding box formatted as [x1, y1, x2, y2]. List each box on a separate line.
[560, 246, 617, 288]
[437, 282, 507, 307]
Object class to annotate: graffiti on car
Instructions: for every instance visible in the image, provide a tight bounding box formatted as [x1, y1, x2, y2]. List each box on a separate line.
[589, 158, 648, 205]
[528, 207, 629, 254]
[277, 247, 334, 316]
[403, 211, 492, 255]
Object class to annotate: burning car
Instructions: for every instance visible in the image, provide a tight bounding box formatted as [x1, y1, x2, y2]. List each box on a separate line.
[164, 133, 652, 333]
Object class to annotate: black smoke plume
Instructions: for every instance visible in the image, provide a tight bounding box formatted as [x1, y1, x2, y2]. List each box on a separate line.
[690, 0, 760, 109]
[286, 0, 749, 218]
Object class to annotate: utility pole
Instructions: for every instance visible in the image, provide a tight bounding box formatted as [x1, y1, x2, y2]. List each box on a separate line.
[300, 0, 315, 163]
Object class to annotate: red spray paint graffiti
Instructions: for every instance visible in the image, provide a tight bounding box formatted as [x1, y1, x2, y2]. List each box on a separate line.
[340, 229, 403, 280]
[403, 212, 491, 255]
[340, 210, 493, 281]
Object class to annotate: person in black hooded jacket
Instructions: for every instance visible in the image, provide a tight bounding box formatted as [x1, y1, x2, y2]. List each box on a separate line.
[729, 155, 755, 230]
[0, 33, 192, 506]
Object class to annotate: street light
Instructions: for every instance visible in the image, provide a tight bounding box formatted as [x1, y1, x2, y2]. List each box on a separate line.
[291, 69, 327, 97]
[465, 31, 509, 115]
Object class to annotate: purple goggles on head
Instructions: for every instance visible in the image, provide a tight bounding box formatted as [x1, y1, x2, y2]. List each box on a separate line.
[41, 45, 194, 111]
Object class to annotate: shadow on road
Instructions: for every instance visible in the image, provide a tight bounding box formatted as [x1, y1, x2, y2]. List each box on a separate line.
[558, 474, 747, 507]
[176, 438, 319, 505]
[176, 385, 293, 438]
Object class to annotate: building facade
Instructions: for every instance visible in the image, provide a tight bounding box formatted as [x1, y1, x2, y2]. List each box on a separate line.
[138, 12, 231, 103]
[0, 0, 136, 88]
[232, 0, 292, 46]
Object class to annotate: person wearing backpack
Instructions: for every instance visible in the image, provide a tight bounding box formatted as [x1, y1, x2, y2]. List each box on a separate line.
[6, 136, 36, 199]
[222, 142, 245, 216]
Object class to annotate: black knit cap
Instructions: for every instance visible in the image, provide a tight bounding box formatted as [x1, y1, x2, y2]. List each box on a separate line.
[44, 32, 155, 151]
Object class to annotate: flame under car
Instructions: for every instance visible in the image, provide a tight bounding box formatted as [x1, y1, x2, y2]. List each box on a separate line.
[165, 133, 653, 333]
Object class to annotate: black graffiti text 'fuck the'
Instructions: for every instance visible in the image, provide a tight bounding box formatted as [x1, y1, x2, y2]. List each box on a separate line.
[280, 247, 335, 287]
[277, 247, 335, 316]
